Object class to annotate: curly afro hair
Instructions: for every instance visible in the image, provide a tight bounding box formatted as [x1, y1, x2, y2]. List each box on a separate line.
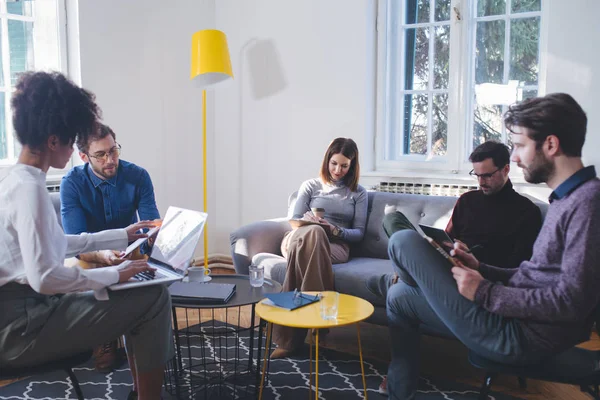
[11, 71, 102, 151]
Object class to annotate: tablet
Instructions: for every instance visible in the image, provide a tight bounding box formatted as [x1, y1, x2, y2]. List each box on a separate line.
[418, 224, 454, 247]
[120, 225, 160, 259]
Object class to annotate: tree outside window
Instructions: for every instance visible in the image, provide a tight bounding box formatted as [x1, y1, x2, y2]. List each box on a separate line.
[0, 0, 63, 164]
[379, 0, 543, 171]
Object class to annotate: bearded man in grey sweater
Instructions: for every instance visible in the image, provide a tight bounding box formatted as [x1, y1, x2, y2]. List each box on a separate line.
[385, 93, 600, 400]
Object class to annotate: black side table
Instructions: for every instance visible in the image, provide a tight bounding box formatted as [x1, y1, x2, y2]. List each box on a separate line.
[164, 274, 282, 400]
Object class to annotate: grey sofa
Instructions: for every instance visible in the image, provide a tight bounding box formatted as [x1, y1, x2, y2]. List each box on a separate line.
[230, 190, 548, 325]
[50, 192, 63, 228]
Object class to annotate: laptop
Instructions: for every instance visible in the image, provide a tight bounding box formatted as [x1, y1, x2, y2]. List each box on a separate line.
[109, 206, 207, 291]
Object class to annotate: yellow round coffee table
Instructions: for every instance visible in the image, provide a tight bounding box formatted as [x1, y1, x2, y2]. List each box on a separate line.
[255, 292, 374, 400]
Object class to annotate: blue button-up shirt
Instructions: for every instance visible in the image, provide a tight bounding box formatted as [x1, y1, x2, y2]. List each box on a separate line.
[60, 160, 160, 241]
[549, 166, 597, 203]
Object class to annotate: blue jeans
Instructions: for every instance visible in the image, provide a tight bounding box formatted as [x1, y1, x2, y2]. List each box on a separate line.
[386, 230, 533, 400]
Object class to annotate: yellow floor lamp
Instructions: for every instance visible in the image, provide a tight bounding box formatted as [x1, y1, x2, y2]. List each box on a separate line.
[190, 29, 233, 269]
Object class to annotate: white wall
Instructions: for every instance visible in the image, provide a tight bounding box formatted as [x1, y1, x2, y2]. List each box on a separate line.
[73, 0, 216, 257]
[213, 0, 374, 251]
[544, 0, 600, 169]
[72, 0, 600, 256]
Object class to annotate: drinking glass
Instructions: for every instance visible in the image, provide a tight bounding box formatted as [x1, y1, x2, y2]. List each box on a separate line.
[249, 264, 264, 287]
[320, 291, 339, 320]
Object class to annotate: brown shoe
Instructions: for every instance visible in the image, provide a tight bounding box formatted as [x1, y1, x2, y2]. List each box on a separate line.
[93, 340, 117, 373]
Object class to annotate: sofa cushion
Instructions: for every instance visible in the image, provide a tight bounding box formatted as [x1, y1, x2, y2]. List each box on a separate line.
[353, 192, 457, 259]
[252, 253, 287, 284]
[50, 192, 62, 229]
[333, 257, 395, 307]
[289, 191, 457, 260]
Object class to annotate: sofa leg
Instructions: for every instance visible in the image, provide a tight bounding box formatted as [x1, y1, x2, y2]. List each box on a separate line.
[478, 373, 495, 400]
[517, 376, 527, 389]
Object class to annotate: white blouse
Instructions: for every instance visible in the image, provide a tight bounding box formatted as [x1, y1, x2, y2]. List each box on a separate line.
[0, 164, 127, 294]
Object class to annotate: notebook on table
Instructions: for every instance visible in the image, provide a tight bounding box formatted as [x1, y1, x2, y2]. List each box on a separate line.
[109, 206, 207, 291]
[263, 290, 320, 311]
[169, 282, 237, 304]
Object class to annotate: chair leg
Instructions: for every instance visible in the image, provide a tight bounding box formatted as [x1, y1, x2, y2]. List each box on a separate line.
[517, 376, 527, 389]
[478, 372, 496, 400]
[66, 368, 84, 400]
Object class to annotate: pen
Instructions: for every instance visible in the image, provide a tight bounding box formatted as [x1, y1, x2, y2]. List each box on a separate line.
[465, 244, 483, 254]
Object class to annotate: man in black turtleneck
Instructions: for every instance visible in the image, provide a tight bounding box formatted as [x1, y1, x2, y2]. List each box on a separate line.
[445, 141, 542, 268]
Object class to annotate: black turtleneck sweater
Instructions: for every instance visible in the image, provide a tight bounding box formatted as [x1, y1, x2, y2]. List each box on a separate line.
[445, 180, 542, 268]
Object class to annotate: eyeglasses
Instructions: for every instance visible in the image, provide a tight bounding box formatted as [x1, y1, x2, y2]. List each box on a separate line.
[469, 168, 501, 180]
[88, 143, 121, 162]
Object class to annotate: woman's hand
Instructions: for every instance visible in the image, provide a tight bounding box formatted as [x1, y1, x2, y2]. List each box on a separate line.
[117, 259, 156, 283]
[124, 220, 160, 243]
[98, 250, 125, 266]
[302, 211, 320, 223]
[317, 218, 335, 229]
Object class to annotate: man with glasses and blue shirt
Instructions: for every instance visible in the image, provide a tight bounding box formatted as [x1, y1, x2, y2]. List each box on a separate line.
[368, 141, 542, 394]
[60, 123, 160, 374]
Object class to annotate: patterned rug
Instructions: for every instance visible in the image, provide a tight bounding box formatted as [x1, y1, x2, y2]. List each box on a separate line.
[0, 321, 524, 400]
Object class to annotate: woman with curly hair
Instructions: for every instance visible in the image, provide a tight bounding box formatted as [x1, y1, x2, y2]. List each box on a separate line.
[0, 72, 171, 400]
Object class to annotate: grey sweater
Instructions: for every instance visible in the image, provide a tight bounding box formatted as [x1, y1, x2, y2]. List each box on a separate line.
[475, 171, 600, 353]
[292, 178, 368, 242]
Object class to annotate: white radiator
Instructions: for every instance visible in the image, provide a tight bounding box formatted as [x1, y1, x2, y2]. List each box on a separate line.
[373, 181, 477, 197]
[46, 183, 61, 193]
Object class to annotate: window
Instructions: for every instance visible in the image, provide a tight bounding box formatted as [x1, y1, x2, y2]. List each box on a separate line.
[0, 0, 65, 165]
[377, 0, 544, 173]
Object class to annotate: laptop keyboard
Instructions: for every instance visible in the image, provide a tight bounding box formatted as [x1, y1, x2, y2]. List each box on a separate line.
[134, 270, 165, 281]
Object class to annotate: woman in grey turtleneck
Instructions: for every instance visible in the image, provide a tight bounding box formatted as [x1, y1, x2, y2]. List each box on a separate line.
[271, 138, 368, 358]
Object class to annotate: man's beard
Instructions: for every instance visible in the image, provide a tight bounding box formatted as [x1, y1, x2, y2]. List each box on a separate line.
[91, 162, 118, 179]
[522, 151, 554, 184]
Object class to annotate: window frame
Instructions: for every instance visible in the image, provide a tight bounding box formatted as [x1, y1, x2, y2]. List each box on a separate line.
[374, 0, 548, 181]
[0, 0, 70, 178]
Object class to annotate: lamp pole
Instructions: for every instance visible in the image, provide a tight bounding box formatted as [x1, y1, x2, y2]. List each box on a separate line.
[203, 89, 208, 269]
[190, 29, 233, 270]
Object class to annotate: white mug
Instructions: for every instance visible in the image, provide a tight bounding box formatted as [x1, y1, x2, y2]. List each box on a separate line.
[188, 266, 211, 282]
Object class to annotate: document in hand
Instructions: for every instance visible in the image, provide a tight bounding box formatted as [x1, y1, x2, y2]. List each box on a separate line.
[263, 291, 320, 311]
[288, 219, 331, 235]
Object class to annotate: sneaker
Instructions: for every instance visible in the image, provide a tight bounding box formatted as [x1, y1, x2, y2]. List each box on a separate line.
[366, 273, 399, 300]
[93, 340, 117, 373]
[379, 376, 388, 395]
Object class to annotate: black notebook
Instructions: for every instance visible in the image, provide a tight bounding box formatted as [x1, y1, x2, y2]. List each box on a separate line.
[169, 282, 236, 304]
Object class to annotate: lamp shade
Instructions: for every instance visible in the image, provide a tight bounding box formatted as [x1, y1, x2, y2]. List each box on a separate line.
[190, 29, 233, 88]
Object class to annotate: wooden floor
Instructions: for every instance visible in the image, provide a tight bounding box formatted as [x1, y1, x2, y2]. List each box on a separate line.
[3, 269, 599, 399]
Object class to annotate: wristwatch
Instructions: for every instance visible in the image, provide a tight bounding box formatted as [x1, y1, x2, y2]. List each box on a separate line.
[332, 226, 343, 238]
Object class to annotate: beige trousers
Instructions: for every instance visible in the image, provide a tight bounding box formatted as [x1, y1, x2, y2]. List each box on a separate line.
[273, 225, 350, 351]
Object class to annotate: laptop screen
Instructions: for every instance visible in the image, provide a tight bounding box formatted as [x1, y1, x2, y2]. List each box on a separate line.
[150, 207, 207, 274]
